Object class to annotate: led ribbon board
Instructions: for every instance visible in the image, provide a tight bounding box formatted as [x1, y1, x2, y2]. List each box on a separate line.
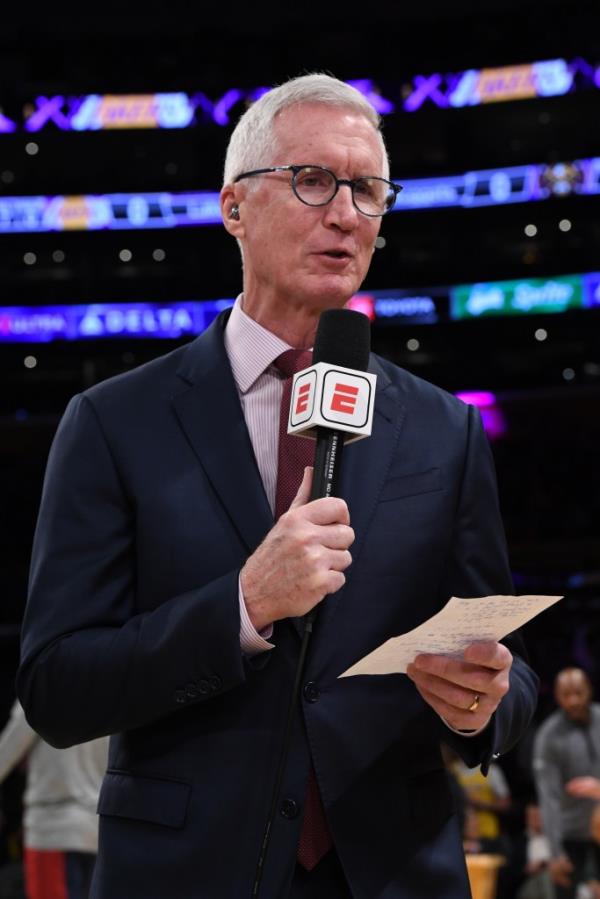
[451, 273, 600, 319]
[0, 192, 223, 232]
[1, 273, 598, 343]
[4, 81, 391, 133]
[0, 300, 234, 342]
[404, 58, 580, 111]
[1, 157, 598, 233]
[1, 58, 599, 133]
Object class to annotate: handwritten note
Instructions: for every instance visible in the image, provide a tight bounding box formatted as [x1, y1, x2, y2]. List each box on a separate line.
[339, 594, 562, 678]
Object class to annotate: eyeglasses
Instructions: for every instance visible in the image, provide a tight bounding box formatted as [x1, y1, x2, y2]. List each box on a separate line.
[233, 164, 403, 217]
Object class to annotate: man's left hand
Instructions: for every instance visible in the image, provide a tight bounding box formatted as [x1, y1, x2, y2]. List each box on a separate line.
[406, 641, 513, 732]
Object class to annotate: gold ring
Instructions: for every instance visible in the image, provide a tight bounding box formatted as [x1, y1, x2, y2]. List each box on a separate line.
[467, 694, 480, 713]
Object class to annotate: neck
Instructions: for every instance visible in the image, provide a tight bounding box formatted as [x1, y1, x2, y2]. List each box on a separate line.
[240, 289, 348, 348]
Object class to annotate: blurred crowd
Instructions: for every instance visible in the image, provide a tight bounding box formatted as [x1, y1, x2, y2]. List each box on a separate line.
[0, 667, 598, 898]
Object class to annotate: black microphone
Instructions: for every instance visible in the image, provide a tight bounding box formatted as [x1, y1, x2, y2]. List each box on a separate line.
[308, 308, 371, 502]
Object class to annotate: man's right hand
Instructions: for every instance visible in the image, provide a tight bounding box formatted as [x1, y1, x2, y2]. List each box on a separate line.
[241, 467, 354, 631]
[549, 855, 574, 888]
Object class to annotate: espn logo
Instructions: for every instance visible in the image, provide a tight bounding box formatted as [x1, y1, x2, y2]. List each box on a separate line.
[289, 363, 376, 442]
[295, 383, 312, 416]
[329, 383, 359, 415]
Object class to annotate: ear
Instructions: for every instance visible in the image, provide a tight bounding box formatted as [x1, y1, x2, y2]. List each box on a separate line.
[220, 184, 245, 238]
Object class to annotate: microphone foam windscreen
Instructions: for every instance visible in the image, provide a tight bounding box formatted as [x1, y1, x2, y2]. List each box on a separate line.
[312, 308, 371, 372]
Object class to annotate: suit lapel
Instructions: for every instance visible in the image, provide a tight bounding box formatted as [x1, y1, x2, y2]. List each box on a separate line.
[310, 357, 406, 647]
[171, 312, 273, 555]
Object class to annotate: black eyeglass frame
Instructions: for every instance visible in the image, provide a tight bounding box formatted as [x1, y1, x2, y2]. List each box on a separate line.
[233, 164, 403, 217]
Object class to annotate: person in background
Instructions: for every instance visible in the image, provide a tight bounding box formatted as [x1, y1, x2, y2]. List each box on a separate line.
[451, 755, 512, 852]
[533, 668, 600, 898]
[0, 701, 108, 899]
[590, 805, 600, 898]
[566, 777, 600, 804]
[516, 804, 555, 899]
[565, 779, 600, 899]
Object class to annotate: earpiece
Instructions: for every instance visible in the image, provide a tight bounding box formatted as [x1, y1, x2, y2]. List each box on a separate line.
[230, 206, 240, 220]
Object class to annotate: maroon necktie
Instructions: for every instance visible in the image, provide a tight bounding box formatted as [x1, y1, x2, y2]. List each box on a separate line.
[274, 349, 314, 519]
[273, 349, 334, 872]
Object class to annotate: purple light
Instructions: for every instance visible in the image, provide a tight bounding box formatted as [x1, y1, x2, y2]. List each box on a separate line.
[192, 89, 246, 126]
[403, 74, 448, 112]
[455, 391, 506, 440]
[212, 89, 243, 126]
[191, 91, 216, 121]
[247, 87, 270, 103]
[455, 391, 497, 408]
[25, 96, 71, 132]
[346, 80, 395, 114]
[479, 407, 507, 440]
[570, 57, 596, 81]
[0, 113, 17, 133]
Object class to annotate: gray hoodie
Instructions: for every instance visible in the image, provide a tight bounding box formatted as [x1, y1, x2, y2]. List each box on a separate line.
[0, 701, 108, 852]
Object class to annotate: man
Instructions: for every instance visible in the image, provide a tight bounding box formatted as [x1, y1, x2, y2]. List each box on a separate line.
[0, 701, 108, 899]
[533, 668, 600, 898]
[17, 74, 538, 898]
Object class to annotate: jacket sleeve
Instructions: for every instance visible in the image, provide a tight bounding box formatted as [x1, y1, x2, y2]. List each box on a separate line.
[17, 393, 248, 748]
[435, 404, 539, 771]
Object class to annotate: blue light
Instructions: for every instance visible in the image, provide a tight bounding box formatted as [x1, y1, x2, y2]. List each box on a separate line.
[0, 157, 596, 234]
[0, 300, 235, 342]
[1, 272, 598, 343]
[374, 296, 437, 322]
[583, 273, 600, 308]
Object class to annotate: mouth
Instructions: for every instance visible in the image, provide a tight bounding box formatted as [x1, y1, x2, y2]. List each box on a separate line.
[319, 250, 353, 262]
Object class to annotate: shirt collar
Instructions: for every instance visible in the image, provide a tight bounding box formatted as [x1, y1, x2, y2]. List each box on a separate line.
[224, 295, 292, 394]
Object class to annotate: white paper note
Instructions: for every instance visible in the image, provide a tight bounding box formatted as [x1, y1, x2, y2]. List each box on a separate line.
[339, 594, 562, 678]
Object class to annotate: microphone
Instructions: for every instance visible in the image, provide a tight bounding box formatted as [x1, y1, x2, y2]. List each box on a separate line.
[309, 308, 371, 500]
[287, 308, 375, 501]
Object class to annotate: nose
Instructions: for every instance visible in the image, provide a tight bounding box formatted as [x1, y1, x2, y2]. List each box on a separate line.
[323, 184, 360, 231]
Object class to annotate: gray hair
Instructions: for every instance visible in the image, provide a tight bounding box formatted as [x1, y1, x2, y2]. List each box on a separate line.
[223, 73, 389, 186]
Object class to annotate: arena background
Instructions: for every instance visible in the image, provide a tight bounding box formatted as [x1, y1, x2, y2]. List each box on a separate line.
[0, 1, 599, 887]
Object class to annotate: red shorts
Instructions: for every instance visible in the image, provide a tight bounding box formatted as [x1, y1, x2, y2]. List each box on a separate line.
[23, 848, 96, 899]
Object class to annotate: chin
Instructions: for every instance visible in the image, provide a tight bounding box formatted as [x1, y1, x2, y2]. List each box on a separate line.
[307, 275, 363, 307]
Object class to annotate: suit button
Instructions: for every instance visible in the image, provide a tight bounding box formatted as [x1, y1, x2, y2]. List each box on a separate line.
[198, 680, 210, 695]
[303, 682, 320, 703]
[280, 798, 299, 820]
[209, 675, 222, 692]
[185, 682, 199, 699]
[174, 689, 187, 704]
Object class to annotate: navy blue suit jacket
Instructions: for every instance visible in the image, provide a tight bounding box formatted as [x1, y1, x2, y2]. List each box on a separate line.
[18, 311, 538, 898]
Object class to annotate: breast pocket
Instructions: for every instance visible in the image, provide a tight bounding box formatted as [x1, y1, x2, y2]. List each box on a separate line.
[379, 467, 442, 503]
[360, 467, 447, 575]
